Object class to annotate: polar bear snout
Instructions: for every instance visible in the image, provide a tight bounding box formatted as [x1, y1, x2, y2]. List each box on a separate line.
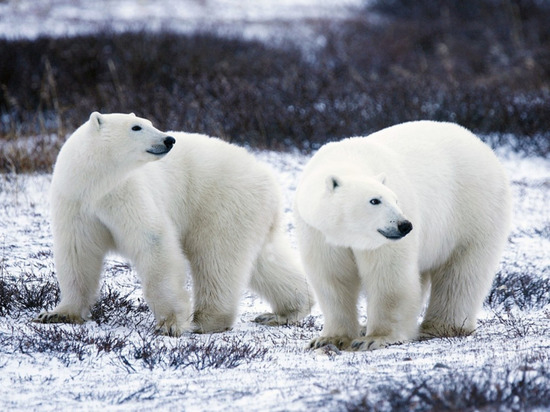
[164, 136, 176, 150]
[147, 136, 176, 156]
[378, 219, 413, 240]
[398, 220, 413, 236]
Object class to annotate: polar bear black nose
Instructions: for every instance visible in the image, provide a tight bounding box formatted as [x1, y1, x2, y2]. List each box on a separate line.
[164, 136, 175, 150]
[398, 220, 413, 236]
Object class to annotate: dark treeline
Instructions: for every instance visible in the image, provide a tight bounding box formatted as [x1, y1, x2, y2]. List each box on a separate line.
[1, 0, 549, 172]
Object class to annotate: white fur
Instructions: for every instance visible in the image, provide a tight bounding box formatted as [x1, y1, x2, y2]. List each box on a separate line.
[36, 112, 313, 335]
[295, 120, 512, 350]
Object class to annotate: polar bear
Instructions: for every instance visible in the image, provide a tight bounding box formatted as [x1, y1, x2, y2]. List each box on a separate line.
[295, 120, 511, 350]
[34, 112, 313, 335]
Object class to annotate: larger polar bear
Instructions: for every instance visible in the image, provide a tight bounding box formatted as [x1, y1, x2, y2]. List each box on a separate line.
[295, 120, 511, 350]
[35, 112, 313, 335]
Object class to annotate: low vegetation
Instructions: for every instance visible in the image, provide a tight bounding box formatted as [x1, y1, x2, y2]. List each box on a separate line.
[1, 0, 549, 172]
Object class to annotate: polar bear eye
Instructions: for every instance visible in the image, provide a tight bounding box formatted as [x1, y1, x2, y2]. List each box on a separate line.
[132, 125, 142, 131]
[370, 198, 381, 205]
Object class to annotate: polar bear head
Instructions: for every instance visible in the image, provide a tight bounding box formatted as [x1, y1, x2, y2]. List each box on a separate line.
[87, 112, 175, 165]
[301, 173, 413, 250]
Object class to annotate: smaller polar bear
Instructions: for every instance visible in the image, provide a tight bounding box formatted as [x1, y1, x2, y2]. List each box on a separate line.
[295, 121, 511, 350]
[35, 112, 313, 335]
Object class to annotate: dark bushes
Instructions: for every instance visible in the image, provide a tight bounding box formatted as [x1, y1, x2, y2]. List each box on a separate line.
[348, 365, 550, 411]
[1, 0, 549, 172]
[131, 332, 271, 371]
[0, 33, 314, 155]
[317, 0, 550, 146]
[0, 276, 59, 317]
[486, 268, 550, 310]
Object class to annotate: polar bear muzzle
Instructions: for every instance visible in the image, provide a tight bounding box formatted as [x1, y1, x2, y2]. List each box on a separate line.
[378, 220, 413, 240]
[147, 136, 176, 156]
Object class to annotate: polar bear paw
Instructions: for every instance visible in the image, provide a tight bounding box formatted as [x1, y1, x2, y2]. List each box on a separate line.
[309, 335, 352, 350]
[33, 311, 85, 324]
[350, 336, 401, 351]
[253, 311, 305, 326]
[419, 321, 474, 340]
[156, 323, 189, 337]
[192, 312, 233, 334]
[156, 315, 192, 337]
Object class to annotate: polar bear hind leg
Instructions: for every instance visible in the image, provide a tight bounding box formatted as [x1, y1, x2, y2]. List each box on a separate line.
[250, 226, 314, 326]
[420, 240, 501, 338]
[189, 248, 255, 333]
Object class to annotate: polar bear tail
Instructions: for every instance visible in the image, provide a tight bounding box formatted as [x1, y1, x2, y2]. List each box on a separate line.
[249, 226, 314, 326]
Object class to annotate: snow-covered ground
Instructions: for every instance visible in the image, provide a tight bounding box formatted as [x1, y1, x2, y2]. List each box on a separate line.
[1, 1, 549, 410]
[0, 147, 549, 411]
[0, 0, 365, 42]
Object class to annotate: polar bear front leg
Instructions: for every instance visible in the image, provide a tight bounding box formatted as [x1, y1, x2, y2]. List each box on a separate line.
[34, 215, 109, 324]
[34, 246, 104, 324]
[134, 240, 192, 337]
[113, 218, 191, 336]
[308, 260, 362, 350]
[97, 188, 192, 337]
[351, 251, 422, 351]
[297, 225, 362, 350]
[140, 264, 192, 337]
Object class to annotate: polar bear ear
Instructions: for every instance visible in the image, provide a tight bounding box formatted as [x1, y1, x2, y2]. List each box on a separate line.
[326, 175, 341, 193]
[89, 112, 103, 131]
[375, 173, 387, 185]
[129, 112, 136, 116]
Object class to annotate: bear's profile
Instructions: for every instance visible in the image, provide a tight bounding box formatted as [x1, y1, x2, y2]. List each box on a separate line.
[35, 112, 313, 335]
[295, 121, 511, 350]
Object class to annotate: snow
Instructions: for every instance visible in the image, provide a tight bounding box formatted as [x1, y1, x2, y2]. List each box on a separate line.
[1, 1, 549, 410]
[0, 0, 365, 41]
[1, 148, 549, 411]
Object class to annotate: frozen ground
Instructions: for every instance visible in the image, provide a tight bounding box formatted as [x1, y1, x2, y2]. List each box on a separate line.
[1, 0, 549, 410]
[0, 146, 549, 411]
